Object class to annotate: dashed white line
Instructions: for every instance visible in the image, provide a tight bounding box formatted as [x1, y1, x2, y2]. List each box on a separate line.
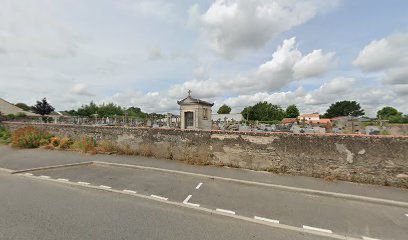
[57, 178, 69, 182]
[405, 213, 408, 217]
[216, 208, 236, 215]
[195, 182, 203, 189]
[302, 225, 333, 234]
[123, 189, 137, 194]
[24, 173, 33, 176]
[254, 216, 279, 224]
[182, 195, 200, 207]
[77, 181, 90, 185]
[150, 195, 168, 201]
[362, 236, 381, 240]
[99, 185, 112, 189]
[39, 175, 50, 179]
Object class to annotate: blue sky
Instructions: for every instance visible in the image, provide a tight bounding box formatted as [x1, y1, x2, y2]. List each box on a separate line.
[0, 0, 407, 116]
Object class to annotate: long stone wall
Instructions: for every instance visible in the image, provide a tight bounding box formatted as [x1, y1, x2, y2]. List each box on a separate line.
[3, 122, 408, 188]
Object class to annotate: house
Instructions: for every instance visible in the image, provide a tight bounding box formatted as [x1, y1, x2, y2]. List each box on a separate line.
[298, 113, 320, 121]
[177, 91, 213, 130]
[281, 118, 297, 125]
[0, 98, 39, 117]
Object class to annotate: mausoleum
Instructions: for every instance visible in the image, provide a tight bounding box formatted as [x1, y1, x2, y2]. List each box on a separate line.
[177, 91, 213, 130]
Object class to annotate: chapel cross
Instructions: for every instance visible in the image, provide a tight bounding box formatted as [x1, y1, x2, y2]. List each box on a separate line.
[188, 89, 192, 96]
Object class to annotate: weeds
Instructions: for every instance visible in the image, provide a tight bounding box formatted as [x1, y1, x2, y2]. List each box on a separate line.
[0, 126, 11, 144]
[12, 126, 52, 148]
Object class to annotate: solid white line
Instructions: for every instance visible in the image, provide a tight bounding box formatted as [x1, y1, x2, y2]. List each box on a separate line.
[78, 181, 90, 185]
[150, 195, 168, 201]
[57, 178, 69, 182]
[405, 213, 408, 217]
[99, 185, 112, 189]
[183, 195, 192, 203]
[302, 225, 332, 234]
[123, 189, 137, 194]
[362, 236, 381, 240]
[39, 175, 50, 179]
[24, 173, 33, 176]
[216, 208, 236, 215]
[195, 182, 203, 189]
[184, 202, 200, 207]
[254, 216, 279, 224]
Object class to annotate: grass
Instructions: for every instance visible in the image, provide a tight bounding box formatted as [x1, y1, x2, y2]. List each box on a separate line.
[0, 126, 12, 144]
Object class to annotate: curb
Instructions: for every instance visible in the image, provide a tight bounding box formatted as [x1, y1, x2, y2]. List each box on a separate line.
[11, 161, 94, 174]
[94, 161, 408, 208]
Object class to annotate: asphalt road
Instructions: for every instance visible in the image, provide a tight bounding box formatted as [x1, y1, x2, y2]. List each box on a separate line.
[25, 163, 408, 240]
[0, 171, 331, 240]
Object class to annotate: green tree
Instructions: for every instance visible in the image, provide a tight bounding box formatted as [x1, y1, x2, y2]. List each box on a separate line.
[217, 104, 232, 114]
[31, 98, 55, 116]
[15, 103, 30, 111]
[377, 106, 401, 119]
[76, 101, 98, 117]
[285, 104, 300, 118]
[323, 100, 365, 118]
[241, 101, 285, 121]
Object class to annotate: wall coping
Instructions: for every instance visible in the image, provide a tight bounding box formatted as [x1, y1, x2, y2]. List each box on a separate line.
[2, 121, 408, 139]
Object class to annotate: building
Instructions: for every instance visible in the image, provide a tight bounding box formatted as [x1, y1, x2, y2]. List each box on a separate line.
[298, 113, 320, 121]
[0, 98, 39, 117]
[331, 116, 364, 134]
[177, 91, 213, 130]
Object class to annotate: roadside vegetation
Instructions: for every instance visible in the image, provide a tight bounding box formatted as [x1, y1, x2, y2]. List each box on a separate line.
[0, 126, 11, 144]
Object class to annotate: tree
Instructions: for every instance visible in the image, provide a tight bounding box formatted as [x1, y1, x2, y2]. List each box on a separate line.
[241, 101, 285, 121]
[15, 103, 30, 111]
[377, 106, 401, 119]
[217, 104, 232, 114]
[285, 104, 300, 118]
[31, 98, 55, 116]
[323, 101, 364, 118]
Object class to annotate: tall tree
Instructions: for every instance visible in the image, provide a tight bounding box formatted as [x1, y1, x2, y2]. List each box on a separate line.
[241, 101, 285, 121]
[324, 101, 364, 118]
[31, 98, 55, 116]
[285, 104, 300, 118]
[377, 106, 401, 119]
[15, 103, 30, 111]
[217, 104, 232, 114]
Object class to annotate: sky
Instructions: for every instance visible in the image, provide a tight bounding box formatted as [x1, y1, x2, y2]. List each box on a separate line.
[0, 0, 407, 117]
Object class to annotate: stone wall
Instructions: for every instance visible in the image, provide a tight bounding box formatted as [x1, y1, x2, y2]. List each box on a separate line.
[3, 122, 408, 188]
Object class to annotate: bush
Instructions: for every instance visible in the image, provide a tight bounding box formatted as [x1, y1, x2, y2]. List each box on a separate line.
[0, 126, 12, 144]
[12, 126, 52, 148]
[59, 137, 73, 149]
[71, 137, 96, 153]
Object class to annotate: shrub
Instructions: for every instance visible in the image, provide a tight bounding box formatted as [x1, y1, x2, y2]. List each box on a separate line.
[71, 137, 96, 153]
[0, 126, 12, 144]
[50, 137, 61, 147]
[12, 126, 52, 148]
[59, 137, 73, 149]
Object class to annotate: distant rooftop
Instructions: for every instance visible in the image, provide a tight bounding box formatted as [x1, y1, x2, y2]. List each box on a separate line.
[0, 98, 39, 116]
[177, 91, 214, 107]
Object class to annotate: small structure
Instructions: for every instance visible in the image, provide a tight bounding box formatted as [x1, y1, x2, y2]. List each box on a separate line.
[298, 113, 320, 121]
[177, 91, 213, 130]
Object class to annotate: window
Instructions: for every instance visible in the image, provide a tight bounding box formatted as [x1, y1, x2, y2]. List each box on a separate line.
[203, 108, 208, 119]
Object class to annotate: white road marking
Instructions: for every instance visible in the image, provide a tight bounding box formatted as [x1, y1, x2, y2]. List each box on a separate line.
[99, 185, 112, 189]
[405, 213, 408, 217]
[24, 173, 33, 176]
[57, 178, 69, 182]
[182, 195, 200, 207]
[195, 182, 203, 189]
[362, 236, 381, 240]
[150, 195, 168, 201]
[302, 225, 333, 234]
[183, 195, 192, 203]
[123, 189, 137, 194]
[77, 181, 90, 185]
[254, 216, 279, 224]
[216, 208, 236, 215]
[39, 175, 50, 179]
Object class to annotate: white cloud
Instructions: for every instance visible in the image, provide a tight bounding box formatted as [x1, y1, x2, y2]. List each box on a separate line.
[189, 0, 339, 57]
[353, 32, 408, 96]
[71, 83, 95, 97]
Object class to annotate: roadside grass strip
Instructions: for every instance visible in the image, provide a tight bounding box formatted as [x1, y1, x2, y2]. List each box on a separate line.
[362, 236, 381, 240]
[303, 225, 333, 234]
[254, 216, 279, 224]
[216, 208, 236, 215]
[150, 195, 168, 201]
[123, 189, 137, 194]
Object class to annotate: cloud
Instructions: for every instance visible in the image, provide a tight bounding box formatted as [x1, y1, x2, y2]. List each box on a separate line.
[189, 0, 339, 57]
[168, 37, 335, 96]
[353, 32, 408, 96]
[71, 83, 95, 97]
